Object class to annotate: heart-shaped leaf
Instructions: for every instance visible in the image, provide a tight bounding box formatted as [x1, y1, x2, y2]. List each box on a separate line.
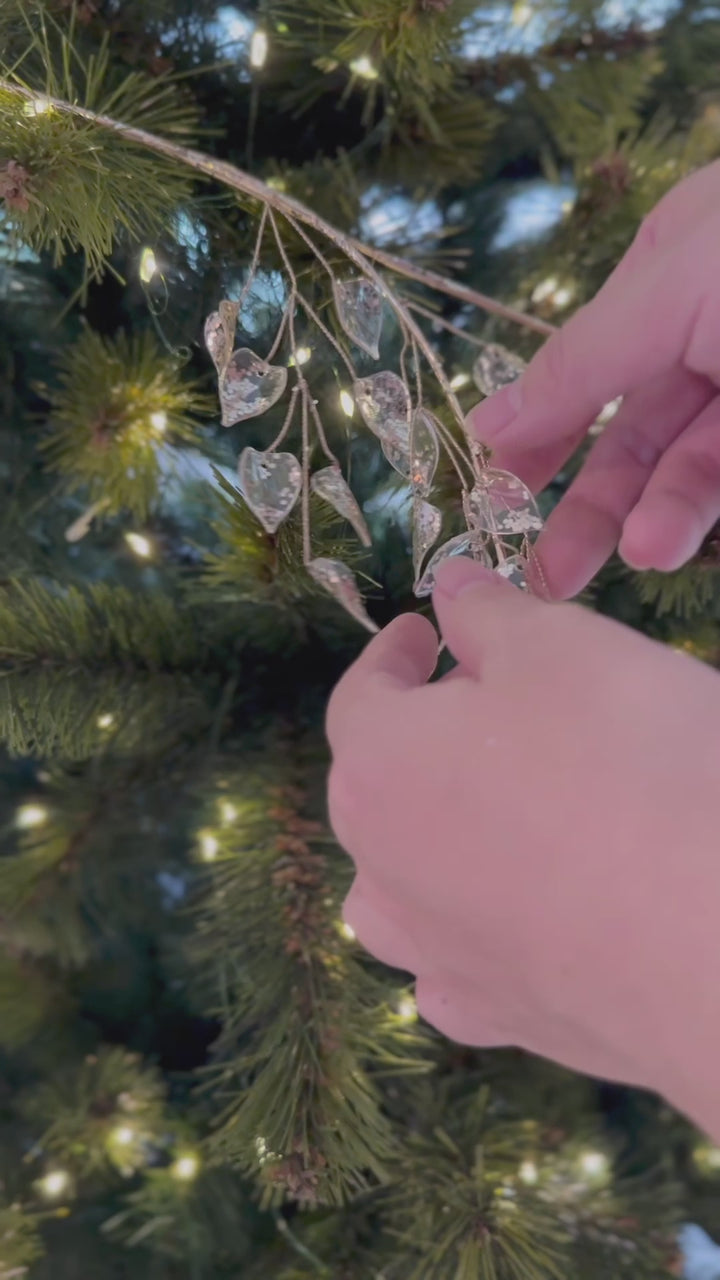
[220, 348, 288, 427]
[205, 300, 240, 378]
[334, 278, 383, 359]
[412, 498, 442, 579]
[354, 372, 411, 444]
[472, 343, 526, 397]
[238, 447, 302, 534]
[468, 469, 542, 537]
[414, 534, 490, 598]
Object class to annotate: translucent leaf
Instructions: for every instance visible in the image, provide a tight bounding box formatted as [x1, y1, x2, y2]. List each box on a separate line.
[334, 278, 383, 360]
[412, 499, 442, 579]
[311, 466, 371, 547]
[414, 534, 490, 598]
[238, 447, 302, 534]
[496, 554, 529, 590]
[468, 469, 542, 536]
[410, 409, 440, 496]
[307, 558, 378, 633]
[204, 300, 240, 377]
[354, 372, 411, 443]
[472, 344, 526, 397]
[219, 348, 288, 427]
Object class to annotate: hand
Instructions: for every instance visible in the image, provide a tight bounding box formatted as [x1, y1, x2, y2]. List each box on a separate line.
[470, 160, 720, 599]
[327, 558, 720, 1135]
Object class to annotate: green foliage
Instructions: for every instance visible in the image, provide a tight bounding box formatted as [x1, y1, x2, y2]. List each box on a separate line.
[104, 1166, 256, 1267]
[634, 565, 720, 619]
[0, 578, 204, 670]
[192, 764, 432, 1207]
[0, 952, 65, 1049]
[0, 12, 201, 277]
[22, 1045, 167, 1180]
[39, 328, 211, 520]
[0, 1199, 44, 1278]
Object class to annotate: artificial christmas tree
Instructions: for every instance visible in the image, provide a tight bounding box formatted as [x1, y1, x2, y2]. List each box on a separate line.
[2, 1, 720, 1276]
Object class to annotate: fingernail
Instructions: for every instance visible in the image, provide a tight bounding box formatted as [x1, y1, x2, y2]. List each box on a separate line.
[433, 558, 500, 599]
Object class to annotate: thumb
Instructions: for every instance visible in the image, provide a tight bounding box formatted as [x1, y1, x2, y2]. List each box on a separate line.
[432, 557, 542, 678]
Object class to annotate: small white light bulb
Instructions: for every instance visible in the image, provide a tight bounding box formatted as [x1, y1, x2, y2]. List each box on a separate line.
[24, 95, 52, 117]
[199, 830, 219, 862]
[531, 276, 559, 304]
[340, 921, 356, 941]
[150, 411, 168, 433]
[519, 1160, 538, 1185]
[97, 713, 115, 730]
[219, 801, 237, 825]
[172, 1153, 200, 1181]
[40, 1170, 70, 1199]
[579, 1150, 608, 1179]
[289, 347, 312, 367]
[16, 803, 48, 830]
[112, 1126, 135, 1146]
[124, 532, 153, 559]
[349, 55, 379, 81]
[397, 995, 417, 1022]
[450, 372, 470, 391]
[552, 286, 574, 308]
[266, 176, 287, 192]
[339, 390, 355, 417]
[139, 248, 158, 284]
[250, 29, 269, 68]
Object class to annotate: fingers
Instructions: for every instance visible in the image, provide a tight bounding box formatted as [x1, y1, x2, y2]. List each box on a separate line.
[469, 218, 720, 473]
[326, 613, 438, 751]
[343, 878, 424, 974]
[415, 973, 511, 1048]
[620, 392, 720, 571]
[532, 366, 715, 598]
[432, 558, 544, 679]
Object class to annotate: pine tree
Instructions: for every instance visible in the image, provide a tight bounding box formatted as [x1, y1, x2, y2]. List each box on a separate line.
[1, 1, 720, 1276]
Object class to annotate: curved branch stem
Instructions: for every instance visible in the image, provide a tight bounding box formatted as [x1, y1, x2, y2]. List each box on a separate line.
[0, 80, 555, 339]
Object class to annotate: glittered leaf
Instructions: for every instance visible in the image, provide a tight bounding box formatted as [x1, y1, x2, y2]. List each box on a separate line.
[204, 300, 240, 377]
[238, 447, 301, 534]
[334, 278, 383, 359]
[412, 499, 442, 579]
[414, 534, 490, 598]
[496, 554, 529, 590]
[307, 557, 378, 633]
[469, 469, 543, 536]
[311, 466, 371, 547]
[410, 409, 440, 495]
[354, 372, 411, 443]
[472, 343, 526, 397]
[219, 348, 288, 427]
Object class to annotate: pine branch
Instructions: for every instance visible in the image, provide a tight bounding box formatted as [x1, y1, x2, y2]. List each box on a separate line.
[0, 78, 554, 338]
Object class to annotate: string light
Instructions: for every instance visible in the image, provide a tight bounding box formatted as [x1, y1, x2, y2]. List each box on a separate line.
[266, 176, 287, 192]
[450, 372, 470, 391]
[150, 410, 168, 434]
[250, 29, 269, 68]
[289, 347, 312, 367]
[349, 55, 379, 81]
[339, 389, 355, 417]
[339, 921, 356, 941]
[15, 803, 48, 829]
[552, 285, 574, 308]
[531, 277, 575, 309]
[171, 1152, 200, 1181]
[124, 532, 153, 559]
[39, 1170, 70, 1200]
[23, 96, 52, 117]
[396, 995, 417, 1022]
[198, 830, 219, 862]
[579, 1150, 608, 1179]
[519, 1160, 538, 1185]
[111, 1125, 135, 1146]
[694, 1143, 720, 1172]
[97, 713, 115, 730]
[139, 247, 158, 284]
[219, 801, 237, 825]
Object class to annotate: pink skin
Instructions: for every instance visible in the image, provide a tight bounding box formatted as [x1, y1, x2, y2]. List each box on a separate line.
[327, 165, 720, 1136]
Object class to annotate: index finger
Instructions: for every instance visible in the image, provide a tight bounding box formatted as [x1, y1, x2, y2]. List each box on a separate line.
[469, 215, 720, 470]
[326, 613, 438, 752]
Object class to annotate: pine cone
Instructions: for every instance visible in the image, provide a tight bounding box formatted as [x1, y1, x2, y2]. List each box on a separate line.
[0, 161, 31, 213]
